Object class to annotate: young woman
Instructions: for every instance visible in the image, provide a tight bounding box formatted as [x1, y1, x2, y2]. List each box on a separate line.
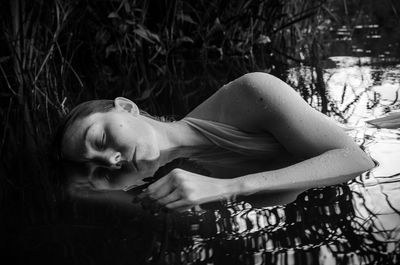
[56, 72, 374, 210]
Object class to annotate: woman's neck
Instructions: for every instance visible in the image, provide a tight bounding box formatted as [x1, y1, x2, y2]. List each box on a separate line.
[139, 115, 211, 151]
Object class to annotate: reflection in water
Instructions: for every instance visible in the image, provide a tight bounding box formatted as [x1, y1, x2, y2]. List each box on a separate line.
[7, 55, 396, 264]
[61, 143, 399, 264]
[164, 185, 357, 264]
[5, 62, 396, 264]
[54, 57, 400, 264]
[287, 57, 400, 126]
[285, 56, 400, 264]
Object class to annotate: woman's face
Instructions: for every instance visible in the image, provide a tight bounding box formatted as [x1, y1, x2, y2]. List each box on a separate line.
[62, 110, 160, 165]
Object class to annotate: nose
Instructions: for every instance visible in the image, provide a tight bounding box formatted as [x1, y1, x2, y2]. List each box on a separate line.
[105, 151, 122, 166]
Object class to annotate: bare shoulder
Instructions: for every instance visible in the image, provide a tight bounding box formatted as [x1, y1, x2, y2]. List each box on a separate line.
[187, 72, 364, 158]
[186, 72, 301, 131]
[218, 72, 308, 130]
[232, 72, 314, 120]
[231, 73, 362, 158]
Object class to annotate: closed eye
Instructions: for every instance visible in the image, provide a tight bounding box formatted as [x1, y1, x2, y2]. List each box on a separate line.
[96, 132, 106, 150]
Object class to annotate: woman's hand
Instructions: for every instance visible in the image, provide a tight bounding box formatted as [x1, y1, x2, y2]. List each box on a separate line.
[141, 168, 237, 210]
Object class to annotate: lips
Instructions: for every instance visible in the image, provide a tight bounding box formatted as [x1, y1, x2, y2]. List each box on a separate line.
[131, 147, 138, 170]
[133, 148, 137, 163]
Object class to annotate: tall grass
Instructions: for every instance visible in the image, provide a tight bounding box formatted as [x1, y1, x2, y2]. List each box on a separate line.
[0, 0, 328, 170]
[0, 0, 83, 226]
[1, 0, 80, 158]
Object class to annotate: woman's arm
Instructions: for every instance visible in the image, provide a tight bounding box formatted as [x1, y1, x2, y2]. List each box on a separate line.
[143, 147, 373, 211]
[235, 147, 373, 195]
[231, 72, 375, 193]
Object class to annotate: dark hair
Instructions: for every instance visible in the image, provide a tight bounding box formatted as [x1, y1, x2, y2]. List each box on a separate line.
[53, 100, 115, 160]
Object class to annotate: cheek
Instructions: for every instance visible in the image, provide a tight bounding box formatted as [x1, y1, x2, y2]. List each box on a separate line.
[109, 124, 134, 147]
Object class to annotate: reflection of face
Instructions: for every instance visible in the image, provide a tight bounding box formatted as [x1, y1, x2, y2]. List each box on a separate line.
[62, 110, 160, 164]
[67, 159, 162, 193]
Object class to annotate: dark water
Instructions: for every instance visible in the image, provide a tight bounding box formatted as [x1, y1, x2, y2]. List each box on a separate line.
[2, 23, 400, 265]
[58, 143, 400, 265]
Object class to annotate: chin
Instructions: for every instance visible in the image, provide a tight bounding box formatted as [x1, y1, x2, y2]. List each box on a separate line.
[141, 146, 160, 161]
[132, 145, 154, 162]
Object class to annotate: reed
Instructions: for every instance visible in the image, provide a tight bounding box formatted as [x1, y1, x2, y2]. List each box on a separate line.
[0, 0, 328, 170]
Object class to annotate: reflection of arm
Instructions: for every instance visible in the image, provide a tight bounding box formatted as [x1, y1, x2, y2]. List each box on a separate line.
[227, 73, 374, 194]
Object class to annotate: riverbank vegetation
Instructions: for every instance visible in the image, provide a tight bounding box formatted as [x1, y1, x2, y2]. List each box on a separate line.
[1, 1, 399, 255]
[0, 0, 399, 171]
[0, 0, 329, 162]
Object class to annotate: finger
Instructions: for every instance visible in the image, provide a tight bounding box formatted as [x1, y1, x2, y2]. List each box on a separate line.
[146, 174, 171, 194]
[157, 189, 181, 205]
[147, 180, 175, 201]
[137, 176, 169, 200]
[149, 183, 175, 200]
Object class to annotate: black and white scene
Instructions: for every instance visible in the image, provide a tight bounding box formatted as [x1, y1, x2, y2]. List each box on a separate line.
[1, 0, 400, 264]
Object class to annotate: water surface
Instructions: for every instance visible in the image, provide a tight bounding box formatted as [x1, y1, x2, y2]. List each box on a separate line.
[2, 18, 400, 265]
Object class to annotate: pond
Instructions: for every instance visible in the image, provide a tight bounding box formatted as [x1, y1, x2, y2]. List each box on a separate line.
[3, 28, 400, 265]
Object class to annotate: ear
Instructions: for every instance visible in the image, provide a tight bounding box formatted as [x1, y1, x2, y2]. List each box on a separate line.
[114, 97, 139, 116]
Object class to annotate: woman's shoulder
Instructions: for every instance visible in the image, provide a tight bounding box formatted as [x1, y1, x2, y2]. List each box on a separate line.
[186, 72, 286, 132]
